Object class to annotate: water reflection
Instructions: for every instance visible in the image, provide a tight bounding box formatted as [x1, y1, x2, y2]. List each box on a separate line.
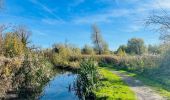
[39, 72, 78, 100]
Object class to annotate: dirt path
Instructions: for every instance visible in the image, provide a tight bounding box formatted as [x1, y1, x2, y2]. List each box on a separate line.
[112, 70, 166, 100]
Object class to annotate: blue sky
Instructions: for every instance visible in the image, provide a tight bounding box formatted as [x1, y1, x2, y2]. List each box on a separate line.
[0, 0, 170, 50]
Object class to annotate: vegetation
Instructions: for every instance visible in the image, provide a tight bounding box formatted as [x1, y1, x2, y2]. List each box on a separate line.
[91, 24, 109, 55]
[0, 25, 55, 99]
[0, 6, 170, 99]
[74, 59, 136, 100]
[148, 44, 162, 55]
[81, 44, 94, 55]
[74, 59, 100, 99]
[126, 38, 146, 55]
[94, 68, 136, 100]
[50, 43, 81, 69]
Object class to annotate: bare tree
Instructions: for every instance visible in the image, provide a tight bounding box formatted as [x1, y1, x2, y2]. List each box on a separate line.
[91, 24, 108, 55]
[13, 25, 32, 47]
[146, 12, 170, 44]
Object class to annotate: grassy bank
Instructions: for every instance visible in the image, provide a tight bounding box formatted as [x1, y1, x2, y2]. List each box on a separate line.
[94, 68, 136, 100]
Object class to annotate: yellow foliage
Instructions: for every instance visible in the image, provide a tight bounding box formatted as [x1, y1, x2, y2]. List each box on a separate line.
[4, 33, 24, 57]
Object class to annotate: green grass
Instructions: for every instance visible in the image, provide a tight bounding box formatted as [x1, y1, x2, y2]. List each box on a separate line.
[94, 68, 136, 100]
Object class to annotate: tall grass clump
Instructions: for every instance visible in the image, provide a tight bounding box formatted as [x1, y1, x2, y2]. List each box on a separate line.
[74, 59, 100, 100]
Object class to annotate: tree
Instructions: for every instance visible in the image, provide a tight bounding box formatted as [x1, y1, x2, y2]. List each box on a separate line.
[127, 38, 146, 55]
[13, 25, 31, 48]
[81, 44, 94, 55]
[91, 24, 109, 55]
[146, 12, 170, 45]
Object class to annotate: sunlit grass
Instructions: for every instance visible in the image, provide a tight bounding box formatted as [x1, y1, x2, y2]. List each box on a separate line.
[94, 68, 136, 100]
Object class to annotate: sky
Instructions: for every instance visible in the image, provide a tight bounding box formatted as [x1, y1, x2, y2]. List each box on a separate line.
[0, 0, 170, 50]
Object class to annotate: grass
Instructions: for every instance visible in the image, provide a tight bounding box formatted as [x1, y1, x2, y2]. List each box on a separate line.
[94, 68, 136, 100]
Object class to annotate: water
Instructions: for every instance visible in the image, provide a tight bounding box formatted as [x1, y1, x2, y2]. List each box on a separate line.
[39, 72, 78, 100]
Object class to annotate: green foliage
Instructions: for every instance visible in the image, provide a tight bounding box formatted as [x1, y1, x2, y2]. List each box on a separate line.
[75, 59, 100, 99]
[127, 38, 146, 55]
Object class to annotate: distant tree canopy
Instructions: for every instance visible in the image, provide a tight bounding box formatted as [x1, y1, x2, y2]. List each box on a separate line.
[116, 38, 146, 55]
[91, 24, 109, 55]
[127, 38, 146, 55]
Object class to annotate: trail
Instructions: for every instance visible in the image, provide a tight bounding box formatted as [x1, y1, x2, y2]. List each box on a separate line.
[112, 70, 166, 100]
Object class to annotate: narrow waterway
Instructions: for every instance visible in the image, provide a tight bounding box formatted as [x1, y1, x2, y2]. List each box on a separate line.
[39, 72, 78, 100]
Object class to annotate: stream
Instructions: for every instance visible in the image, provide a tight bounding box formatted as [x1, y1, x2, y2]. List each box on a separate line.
[39, 72, 78, 100]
